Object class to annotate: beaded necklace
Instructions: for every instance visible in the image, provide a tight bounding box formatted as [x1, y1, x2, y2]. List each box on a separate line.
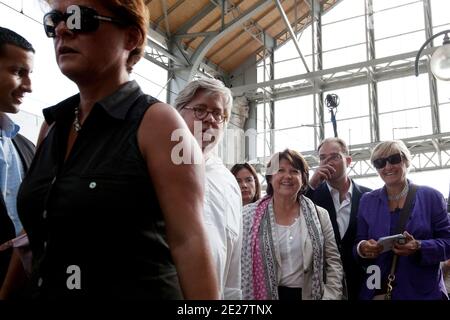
[388, 182, 409, 201]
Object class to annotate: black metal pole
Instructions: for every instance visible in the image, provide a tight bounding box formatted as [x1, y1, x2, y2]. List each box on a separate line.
[330, 109, 338, 137]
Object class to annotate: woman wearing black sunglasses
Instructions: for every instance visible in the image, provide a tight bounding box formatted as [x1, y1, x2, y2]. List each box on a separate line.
[354, 140, 450, 300]
[5, 0, 219, 300]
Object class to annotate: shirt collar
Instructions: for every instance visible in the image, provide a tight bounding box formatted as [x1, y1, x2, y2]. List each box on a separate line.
[43, 80, 142, 125]
[0, 113, 20, 138]
[98, 80, 142, 120]
[326, 179, 353, 197]
[205, 155, 223, 167]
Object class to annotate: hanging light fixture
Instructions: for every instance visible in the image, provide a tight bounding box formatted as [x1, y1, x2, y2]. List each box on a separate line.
[415, 30, 450, 80]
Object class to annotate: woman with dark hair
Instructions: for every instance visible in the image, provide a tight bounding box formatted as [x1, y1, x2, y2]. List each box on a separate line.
[230, 163, 261, 206]
[241, 149, 343, 300]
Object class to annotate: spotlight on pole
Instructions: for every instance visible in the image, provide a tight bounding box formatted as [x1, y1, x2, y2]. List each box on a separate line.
[325, 93, 339, 137]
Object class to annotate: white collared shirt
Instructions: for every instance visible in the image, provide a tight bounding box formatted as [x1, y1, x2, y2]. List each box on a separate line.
[204, 156, 243, 299]
[326, 180, 353, 240]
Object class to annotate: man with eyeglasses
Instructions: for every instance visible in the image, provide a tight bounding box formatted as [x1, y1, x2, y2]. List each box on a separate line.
[305, 137, 371, 300]
[175, 78, 242, 300]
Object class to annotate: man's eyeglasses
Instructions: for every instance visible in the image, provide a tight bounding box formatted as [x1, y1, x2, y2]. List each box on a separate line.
[372, 153, 403, 169]
[183, 106, 227, 123]
[319, 152, 343, 163]
[43, 5, 126, 38]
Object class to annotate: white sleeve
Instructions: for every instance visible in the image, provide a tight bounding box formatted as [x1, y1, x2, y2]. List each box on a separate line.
[223, 187, 243, 300]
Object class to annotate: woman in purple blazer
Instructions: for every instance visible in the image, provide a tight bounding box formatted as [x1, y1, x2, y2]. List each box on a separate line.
[355, 140, 450, 300]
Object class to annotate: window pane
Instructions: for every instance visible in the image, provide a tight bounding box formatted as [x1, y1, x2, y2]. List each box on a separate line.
[257, 57, 271, 84]
[373, 0, 420, 12]
[437, 79, 450, 104]
[256, 104, 266, 133]
[275, 56, 312, 79]
[322, 16, 366, 52]
[375, 30, 425, 58]
[438, 79, 450, 132]
[322, 0, 365, 25]
[274, 96, 314, 129]
[257, 133, 271, 158]
[274, 127, 316, 153]
[323, 44, 366, 69]
[132, 59, 168, 102]
[433, 24, 450, 37]
[324, 117, 371, 146]
[378, 75, 430, 113]
[431, 0, 450, 27]
[373, 1, 424, 40]
[379, 108, 431, 141]
[439, 103, 450, 132]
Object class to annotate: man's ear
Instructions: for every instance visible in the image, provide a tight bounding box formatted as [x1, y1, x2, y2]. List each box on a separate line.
[125, 26, 142, 52]
[346, 155, 352, 166]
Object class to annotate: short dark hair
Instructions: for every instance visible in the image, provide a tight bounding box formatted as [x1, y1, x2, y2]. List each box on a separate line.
[318, 137, 349, 155]
[230, 163, 261, 203]
[0, 27, 35, 57]
[265, 149, 309, 199]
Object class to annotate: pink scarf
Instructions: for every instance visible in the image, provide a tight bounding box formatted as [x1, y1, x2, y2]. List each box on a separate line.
[251, 196, 272, 299]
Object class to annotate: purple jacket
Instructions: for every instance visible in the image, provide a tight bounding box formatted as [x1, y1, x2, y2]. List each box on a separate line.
[354, 182, 450, 300]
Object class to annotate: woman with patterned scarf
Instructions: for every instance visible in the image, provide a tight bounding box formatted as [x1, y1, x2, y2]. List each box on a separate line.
[241, 149, 343, 300]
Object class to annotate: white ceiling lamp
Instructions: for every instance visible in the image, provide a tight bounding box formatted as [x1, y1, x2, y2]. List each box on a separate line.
[415, 30, 450, 81]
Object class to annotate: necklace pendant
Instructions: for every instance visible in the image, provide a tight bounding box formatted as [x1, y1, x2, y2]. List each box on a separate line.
[73, 120, 82, 132]
[73, 106, 82, 132]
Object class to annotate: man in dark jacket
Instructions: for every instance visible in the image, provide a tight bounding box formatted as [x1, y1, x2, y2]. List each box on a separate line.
[305, 137, 371, 300]
[0, 27, 35, 295]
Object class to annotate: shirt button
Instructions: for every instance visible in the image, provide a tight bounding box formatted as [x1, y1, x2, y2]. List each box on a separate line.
[89, 182, 96, 189]
[51, 177, 56, 184]
[6, 189, 10, 195]
[43, 241, 47, 249]
[42, 210, 47, 219]
[37, 277, 43, 287]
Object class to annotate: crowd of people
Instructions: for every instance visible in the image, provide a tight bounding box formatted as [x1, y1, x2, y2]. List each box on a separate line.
[0, 0, 449, 300]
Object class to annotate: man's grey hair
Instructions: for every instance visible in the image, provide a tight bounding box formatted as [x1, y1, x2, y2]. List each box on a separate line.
[174, 77, 233, 121]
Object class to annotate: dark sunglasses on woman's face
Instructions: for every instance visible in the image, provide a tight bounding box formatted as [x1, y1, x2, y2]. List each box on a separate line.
[43, 5, 126, 38]
[372, 153, 403, 169]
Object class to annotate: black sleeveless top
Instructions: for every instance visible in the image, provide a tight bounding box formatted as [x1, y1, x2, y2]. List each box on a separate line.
[17, 81, 182, 299]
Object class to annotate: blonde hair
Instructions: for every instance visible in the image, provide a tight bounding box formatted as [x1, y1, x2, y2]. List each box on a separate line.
[371, 140, 412, 168]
